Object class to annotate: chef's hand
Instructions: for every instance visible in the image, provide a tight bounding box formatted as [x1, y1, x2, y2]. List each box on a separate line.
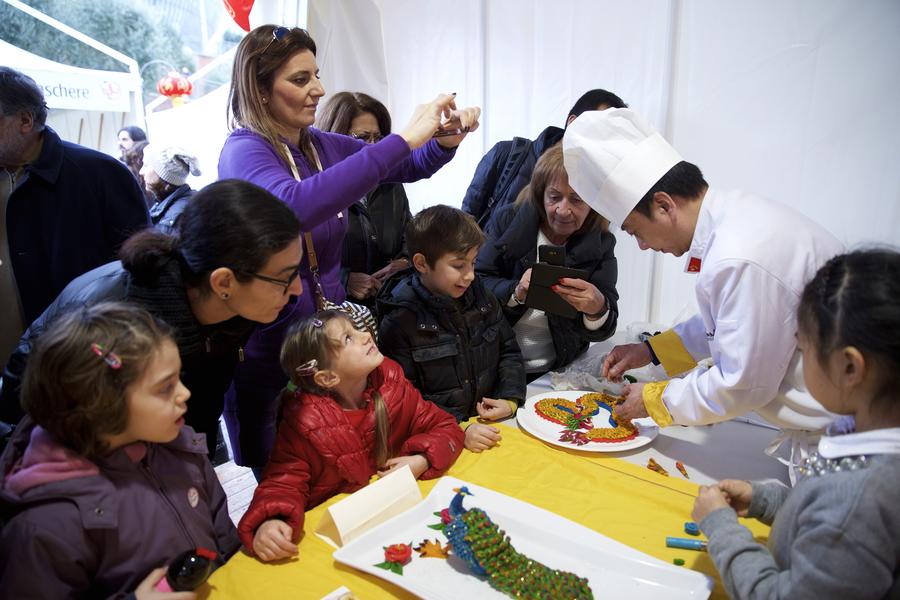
[602, 343, 652, 381]
[612, 383, 648, 420]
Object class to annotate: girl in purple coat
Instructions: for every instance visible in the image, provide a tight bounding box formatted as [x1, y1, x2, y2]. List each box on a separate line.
[219, 25, 480, 475]
[0, 303, 239, 599]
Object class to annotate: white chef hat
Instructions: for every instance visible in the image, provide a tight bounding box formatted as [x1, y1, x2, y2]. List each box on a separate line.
[144, 144, 201, 186]
[563, 108, 682, 226]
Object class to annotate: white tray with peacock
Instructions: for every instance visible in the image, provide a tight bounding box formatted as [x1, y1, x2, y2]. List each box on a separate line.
[332, 477, 712, 599]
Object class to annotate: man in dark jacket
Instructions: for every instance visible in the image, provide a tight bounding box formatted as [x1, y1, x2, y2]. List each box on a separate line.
[377, 206, 525, 453]
[0, 67, 150, 367]
[461, 88, 626, 232]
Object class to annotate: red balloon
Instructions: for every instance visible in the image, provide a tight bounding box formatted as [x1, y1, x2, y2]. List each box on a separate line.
[222, 0, 254, 32]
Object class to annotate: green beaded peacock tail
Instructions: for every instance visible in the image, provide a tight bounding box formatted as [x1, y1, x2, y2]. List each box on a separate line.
[443, 487, 593, 599]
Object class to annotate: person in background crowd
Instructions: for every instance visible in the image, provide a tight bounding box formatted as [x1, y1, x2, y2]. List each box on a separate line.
[117, 125, 147, 162]
[316, 91, 413, 307]
[0, 66, 149, 371]
[462, 88, 626, 232]
[123, 140, 155, 208]
[141, 144, 202, 235]
[219, 25, 479, 476]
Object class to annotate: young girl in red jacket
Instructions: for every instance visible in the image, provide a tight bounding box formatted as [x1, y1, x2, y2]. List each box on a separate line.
[239, 310, 465, 561]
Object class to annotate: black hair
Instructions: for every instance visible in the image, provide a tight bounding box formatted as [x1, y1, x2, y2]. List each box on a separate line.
[118, 126, 147, 142]
[632, 161, 708, 218]
[798, 249, 900, 411]
[566, 88, 627, 124]
[0, 66, 48, 128]
[120, 179, 301, 293]
[406, 205, 484, 268]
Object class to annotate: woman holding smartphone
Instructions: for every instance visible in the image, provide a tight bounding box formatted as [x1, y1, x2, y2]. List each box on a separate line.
[218, 25, 479, 475]
[476, 143, 619, 379]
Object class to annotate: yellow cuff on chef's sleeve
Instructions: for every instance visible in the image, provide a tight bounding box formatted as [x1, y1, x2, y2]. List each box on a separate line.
[642, 380, 673, 427]
[504, 400, 519, 417]
[648, 329, 698, 377]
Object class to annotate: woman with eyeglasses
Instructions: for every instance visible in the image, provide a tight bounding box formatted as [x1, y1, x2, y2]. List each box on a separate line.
[0, 179, 303, 458]
[316, 91, 413, 305]
[218, 25, 480, 474]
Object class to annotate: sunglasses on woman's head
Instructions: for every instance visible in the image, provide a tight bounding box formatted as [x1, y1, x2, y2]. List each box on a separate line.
[261, 26, 290, 54]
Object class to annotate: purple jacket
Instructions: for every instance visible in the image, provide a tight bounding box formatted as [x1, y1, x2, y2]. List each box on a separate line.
[218, 128, 454, 337]
[0, 419, 239, 599]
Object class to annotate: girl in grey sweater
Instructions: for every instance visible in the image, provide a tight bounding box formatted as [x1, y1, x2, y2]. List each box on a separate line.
[691, 249, 900, 600]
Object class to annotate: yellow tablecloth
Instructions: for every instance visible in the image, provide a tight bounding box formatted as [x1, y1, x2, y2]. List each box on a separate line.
[201, 423, 769, 599]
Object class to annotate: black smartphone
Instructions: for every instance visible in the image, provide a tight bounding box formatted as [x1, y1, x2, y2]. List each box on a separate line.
[538, 244, 565, 266]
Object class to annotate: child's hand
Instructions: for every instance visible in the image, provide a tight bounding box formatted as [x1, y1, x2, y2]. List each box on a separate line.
[378, 455, 429, 479]
[717, 479, 753, 516]
[252, 519, 298, 562]
[476, 397, 513, 421]
[692, 484, 731, 523]
[465, 423, 501, 452]
[134, 566, 196, 599]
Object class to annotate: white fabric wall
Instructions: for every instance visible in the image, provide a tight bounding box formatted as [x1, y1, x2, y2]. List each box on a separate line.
[311, 0, 900, 326]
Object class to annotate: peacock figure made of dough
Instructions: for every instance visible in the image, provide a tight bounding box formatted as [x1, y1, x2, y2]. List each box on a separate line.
[443, 486, 593, 599]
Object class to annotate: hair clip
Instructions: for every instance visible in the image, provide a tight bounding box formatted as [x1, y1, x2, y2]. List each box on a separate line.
[295, 359, 318, 377]
[91, 343, 122, 369]
[312, 318, 324, 328]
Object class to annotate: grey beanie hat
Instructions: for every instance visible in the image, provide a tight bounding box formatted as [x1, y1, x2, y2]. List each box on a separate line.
[144, 144, 201, 186]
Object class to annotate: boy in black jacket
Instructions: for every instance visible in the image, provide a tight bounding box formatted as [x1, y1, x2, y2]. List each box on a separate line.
[377, 205, 525, 452]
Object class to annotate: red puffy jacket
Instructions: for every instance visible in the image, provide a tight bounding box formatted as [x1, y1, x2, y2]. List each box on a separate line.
[237, 358, 464, 550]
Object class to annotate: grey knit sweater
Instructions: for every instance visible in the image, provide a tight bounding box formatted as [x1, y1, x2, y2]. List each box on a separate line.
[699, 450, 900, 599]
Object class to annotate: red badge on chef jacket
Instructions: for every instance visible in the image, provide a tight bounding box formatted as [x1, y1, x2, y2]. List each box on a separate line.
[687, 257, 702, 273]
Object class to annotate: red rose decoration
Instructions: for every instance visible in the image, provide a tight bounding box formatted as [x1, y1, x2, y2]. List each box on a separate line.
[384, 543, 413, 565]
[440, 508, 452, 524]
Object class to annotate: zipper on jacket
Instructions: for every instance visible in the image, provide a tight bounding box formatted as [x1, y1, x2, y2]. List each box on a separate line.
[238, 346, 244, 362]
[140, 461, 198, 549]
[205, 337, 211, 352]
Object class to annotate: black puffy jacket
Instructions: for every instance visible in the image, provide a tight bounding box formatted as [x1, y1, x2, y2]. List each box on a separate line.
[476, 201, 619, 372]
[461, 125, 563, 231]
[376, 271, 525, 422]
[0, 258, 255, 456]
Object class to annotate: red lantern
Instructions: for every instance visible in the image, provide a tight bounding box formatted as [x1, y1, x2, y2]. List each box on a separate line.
[222, 0, 254, 32]
[156, 71, 193, 101]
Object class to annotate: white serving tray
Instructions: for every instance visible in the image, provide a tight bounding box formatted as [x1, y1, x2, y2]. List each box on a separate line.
[333, 477, 712, 599]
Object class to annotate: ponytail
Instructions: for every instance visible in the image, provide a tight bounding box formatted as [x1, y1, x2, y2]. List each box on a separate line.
[118, 229, 179, 285]
[372, 390, 391, 468]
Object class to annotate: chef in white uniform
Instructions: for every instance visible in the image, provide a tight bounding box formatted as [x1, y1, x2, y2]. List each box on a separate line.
[563, 108, 844, 479]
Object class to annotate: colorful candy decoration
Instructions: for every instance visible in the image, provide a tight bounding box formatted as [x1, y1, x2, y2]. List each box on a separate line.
[443, 487, 593, 599]
[675, 461, 690, 479]
[415, 539, 450, 559]
[427, 507, 453, 532]
[646, 457, 669, 476]
[373, 542, 412, 575]
[535, 393, 637, 444]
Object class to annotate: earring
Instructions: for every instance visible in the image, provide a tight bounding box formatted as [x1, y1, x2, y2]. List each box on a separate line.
[221, 293, 230, 300]
[262, 97, 268, 104]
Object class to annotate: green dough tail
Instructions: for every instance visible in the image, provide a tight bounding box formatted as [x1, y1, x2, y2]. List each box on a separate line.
[461, 508, 593, 599]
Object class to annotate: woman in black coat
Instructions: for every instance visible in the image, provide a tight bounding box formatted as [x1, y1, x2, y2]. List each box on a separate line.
[316, 91, 412, 307]
[476, 143, 619, 378]
[0, 179, 303, 456]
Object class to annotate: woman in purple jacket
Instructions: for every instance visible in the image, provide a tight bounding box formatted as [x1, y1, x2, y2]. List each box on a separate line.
[219, 25, 479, 474]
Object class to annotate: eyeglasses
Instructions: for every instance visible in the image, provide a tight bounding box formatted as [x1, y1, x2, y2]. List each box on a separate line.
[261, 26, 290, 54]
[350, 131, 383, 144]
[245, 266, 301, 294]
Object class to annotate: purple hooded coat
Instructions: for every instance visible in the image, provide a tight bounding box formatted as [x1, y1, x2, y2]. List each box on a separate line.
[0, 418, 239, 598]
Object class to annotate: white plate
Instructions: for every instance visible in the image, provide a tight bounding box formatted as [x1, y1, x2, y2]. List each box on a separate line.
[517, 390, 658, 452]
[332, 477, 712, 600]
